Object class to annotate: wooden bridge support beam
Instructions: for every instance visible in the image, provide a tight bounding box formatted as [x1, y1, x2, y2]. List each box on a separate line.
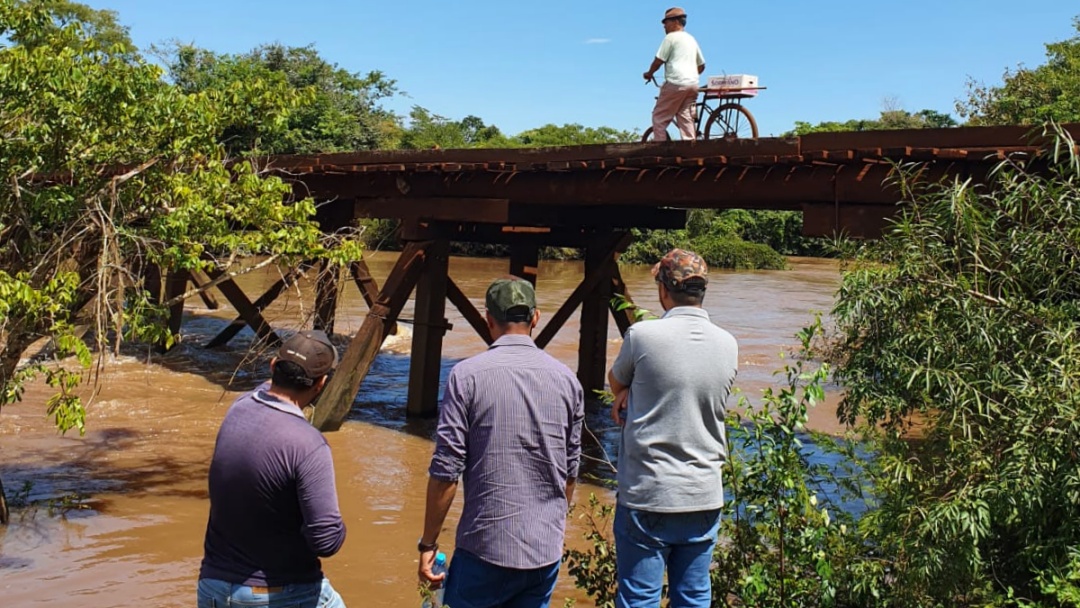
[407, 239, 451, 418]
[314, 259, 339, 335]
[312, 241, 431, 431]
[509, 242, 540, 286]
[144, 264, 162, 305]
[164, 270, 188, 344]
[189, 270, 221, 310]
[578, 236, 620, 395]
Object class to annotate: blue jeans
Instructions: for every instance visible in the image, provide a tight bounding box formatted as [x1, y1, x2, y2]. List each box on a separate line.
[614, 504, 722, 608]
[442, 548, 560, 608]
[197, 577, 345, 607]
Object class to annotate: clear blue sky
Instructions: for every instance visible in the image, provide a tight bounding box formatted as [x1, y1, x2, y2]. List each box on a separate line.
[83, 0, 1078, 137]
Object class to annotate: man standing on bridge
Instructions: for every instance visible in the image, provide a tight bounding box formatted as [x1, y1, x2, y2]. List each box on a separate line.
[644, 7, 706, 141]
[608, 249, 738, 608]
[418, 276, 585, 608]
[198, 330, 347, 608]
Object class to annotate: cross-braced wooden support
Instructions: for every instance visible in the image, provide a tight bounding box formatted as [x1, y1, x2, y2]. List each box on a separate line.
[204, 269, 301, 349]
[312, 242, 431, 431]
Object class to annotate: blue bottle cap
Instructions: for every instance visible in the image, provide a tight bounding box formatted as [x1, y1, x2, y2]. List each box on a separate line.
[434, 551, 447, 566]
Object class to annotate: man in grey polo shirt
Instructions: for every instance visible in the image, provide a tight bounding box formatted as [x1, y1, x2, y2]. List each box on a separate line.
[608, 248, 738, 608]
[418, 276, 585, 608]
[199, 330, 347, 608]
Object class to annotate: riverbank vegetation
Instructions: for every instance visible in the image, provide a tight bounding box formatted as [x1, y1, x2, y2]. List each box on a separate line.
[0, 2, 364, 433]
[564, 15, 1080, 602]
[4, 2, 1080, 604]
[569, 126, 1080, 607]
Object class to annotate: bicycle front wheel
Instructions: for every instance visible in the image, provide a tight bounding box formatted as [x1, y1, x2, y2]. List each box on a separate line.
[704, 103, 759, 140]
[641, 126, 677, 142]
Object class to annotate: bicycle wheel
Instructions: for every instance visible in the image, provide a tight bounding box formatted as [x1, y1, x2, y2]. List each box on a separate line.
[641, 126, 675, 142]
[704, 103, 759, 140]
[639, 125, 699, 142]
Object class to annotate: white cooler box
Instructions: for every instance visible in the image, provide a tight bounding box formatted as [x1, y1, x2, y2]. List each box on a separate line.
[705, 74, 759, 98]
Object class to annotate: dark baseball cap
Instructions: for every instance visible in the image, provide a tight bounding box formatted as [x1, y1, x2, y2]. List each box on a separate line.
[652, 248, 709, 292]
[486, 277, 537, 323]
[278, 330, 339, 379]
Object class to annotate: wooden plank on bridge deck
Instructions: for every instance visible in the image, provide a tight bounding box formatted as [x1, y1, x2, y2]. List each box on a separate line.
[799, 125, 1080, 154]
[269, 138, 801, 173]
[312, 241, 431, 431]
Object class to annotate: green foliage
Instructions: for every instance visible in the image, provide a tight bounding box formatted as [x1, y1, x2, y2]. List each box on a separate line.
[398, 106, 506, 149]
[0, 1, 362, 432]
[787, 108, 957, 137]
[397, 113, 636, 150]
[159, 42, 399, 154]
[830, 126, 1080, 606]
[510, 123, 636, 147]
[622, 214, 788, 270]
[5, 0, 135, 58]
[959, 17, 1080, 125]
[711, 209, 826, 257]
[714, 319, 865, 606]
[564, 493, 619, 608]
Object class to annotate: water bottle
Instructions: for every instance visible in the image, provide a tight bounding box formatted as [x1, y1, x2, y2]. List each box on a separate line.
[421, 551, 448, 608]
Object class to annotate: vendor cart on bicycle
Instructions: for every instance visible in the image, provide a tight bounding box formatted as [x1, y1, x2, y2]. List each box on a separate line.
[642, 74, 766, 142]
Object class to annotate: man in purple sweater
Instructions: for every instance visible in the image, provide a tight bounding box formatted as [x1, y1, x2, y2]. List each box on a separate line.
[198, 330, 347, 608]
[418, 277, 585, 608]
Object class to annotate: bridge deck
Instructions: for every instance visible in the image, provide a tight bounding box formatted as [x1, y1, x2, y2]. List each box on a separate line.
[261, 125, 1080, 428]
[272, 124, 1079, 239]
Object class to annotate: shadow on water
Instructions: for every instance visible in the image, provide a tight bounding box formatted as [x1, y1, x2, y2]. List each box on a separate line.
[0, 428, 208, 515]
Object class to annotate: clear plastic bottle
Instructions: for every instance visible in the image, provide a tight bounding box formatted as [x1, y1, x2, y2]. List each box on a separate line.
[421, 551, 448, 608]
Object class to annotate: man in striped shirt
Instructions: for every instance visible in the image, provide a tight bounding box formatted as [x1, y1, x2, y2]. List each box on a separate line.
[418, 277, 585, 608]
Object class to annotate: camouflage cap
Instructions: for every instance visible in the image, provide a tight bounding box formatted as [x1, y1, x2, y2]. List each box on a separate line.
[652, 248, 708, 292]
[486, 277, 537, 322]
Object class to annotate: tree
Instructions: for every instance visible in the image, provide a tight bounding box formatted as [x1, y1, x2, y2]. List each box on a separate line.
[158, 42, 399, 154]
[510, 123, 636, 147]
[959, 17, 1080, 125]
[786, 108, 957, 136]
[6, 0, 135, 57]
[830, 127, 1080, 605]
[0, 2, 362, 436]
[398, 106, 506, 149]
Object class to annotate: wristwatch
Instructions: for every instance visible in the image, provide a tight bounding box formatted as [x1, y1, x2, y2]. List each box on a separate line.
[417, 538, 439, 553]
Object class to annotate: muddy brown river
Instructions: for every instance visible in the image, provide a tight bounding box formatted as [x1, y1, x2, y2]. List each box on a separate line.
[0, 254, 841, 607]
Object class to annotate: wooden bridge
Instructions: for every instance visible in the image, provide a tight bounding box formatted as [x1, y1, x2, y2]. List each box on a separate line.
[181, 124, 1077, 430]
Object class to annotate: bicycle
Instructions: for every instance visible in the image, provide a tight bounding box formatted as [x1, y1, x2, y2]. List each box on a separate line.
[641, 77, 764, 142]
